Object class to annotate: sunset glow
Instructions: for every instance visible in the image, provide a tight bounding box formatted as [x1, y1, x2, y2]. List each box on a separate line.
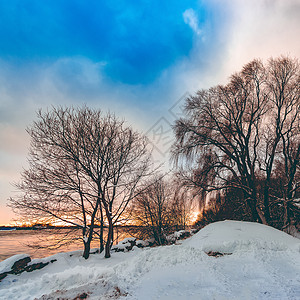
[0, 2, 299, 299]
[0, 0, 299, 225]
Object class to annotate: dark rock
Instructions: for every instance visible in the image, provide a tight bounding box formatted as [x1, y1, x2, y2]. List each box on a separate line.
[0, 256, 58, 282]
[111, 237, 137, 252]
[180, 231, 191, 239]
[111, 246, 125, 252]
[127, 238, 136, 247]
[125, 245, 132, 251]
[0, 272, 8, 281]
[206, 251, 232, 257]
[73, 292, 89, 299]
[11, 256, 31, 274]
[26, 258, 57, 272]
[125, 242, 135, 251]
[25, 262, 49, 273]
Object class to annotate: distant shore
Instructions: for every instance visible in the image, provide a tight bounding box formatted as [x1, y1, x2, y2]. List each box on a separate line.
[0, 224, 145, 231]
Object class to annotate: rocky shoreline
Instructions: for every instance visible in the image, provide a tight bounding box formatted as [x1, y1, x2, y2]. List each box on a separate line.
[0, 229, 195, 283]
[0, 255, 57, 282]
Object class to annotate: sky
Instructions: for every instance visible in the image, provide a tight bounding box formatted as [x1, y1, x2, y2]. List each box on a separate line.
[0, 0, 299, 226]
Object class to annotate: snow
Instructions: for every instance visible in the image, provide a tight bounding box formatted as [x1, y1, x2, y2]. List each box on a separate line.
[166, 229, 191, 243]
[113, 242, 131, 251]
[112, 237, 138, 252]
[83, 235, 88, 243]
[120, 237, 136, 244]
[185, 220, 300, 253]
[135, 240, 149, 247]
[0, 220, 299, 300]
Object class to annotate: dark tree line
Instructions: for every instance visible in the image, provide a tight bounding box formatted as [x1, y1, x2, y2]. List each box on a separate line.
[172, 56, 299, 231]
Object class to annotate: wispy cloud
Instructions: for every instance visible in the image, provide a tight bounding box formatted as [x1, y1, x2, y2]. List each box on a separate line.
[183, 9, 202, 36]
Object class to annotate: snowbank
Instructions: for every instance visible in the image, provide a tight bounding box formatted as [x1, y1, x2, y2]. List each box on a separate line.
[0, 221, 299, 300]
[184, 220, 300, 253]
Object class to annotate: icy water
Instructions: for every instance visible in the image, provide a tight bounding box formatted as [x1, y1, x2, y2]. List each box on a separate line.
[0, 228, 129, 261]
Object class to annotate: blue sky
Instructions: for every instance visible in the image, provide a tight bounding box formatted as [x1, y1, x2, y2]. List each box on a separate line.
[0, 1, 224, 84]
[0, 0, 299, 225]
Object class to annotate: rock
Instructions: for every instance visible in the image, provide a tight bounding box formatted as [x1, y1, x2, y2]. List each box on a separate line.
[112, 247, 125, 252]
[26, 258, 57, 272]
[0, 272, 8, 281]
[73, 292, 88, 299]
[206, 251, 232, 257]
[0, 257, 58, 282]
[180, 231, 191, 238]
[25, 262, 49, 273]
[11, 256, 31, 274]
[112, 237, 138, 252]
[136, 240, 149, 248]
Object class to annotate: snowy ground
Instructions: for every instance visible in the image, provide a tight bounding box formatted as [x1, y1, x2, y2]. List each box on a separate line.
[0, 220, 299, 300]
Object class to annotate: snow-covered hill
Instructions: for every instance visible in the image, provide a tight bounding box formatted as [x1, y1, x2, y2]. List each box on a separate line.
[0, 221, 299, 300]
[185, 220, 300, 252]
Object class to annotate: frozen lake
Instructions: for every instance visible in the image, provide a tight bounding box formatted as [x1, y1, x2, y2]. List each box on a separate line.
[0, 228, 129, 261]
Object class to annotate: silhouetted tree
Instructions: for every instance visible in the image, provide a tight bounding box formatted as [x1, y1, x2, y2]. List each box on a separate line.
[131, 177, 171, 245]
[173, 57, 299, 226]
[9, 106, 153, 259]
[130, 176, 193, 244]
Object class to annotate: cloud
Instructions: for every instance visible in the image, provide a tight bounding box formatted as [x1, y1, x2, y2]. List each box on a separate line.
[0, 0, 299, 225]
[183, 9, 202, 36]
[0, 1, 196, 85]
[213, 0, 300, 83]
[175, 0, 300, 91]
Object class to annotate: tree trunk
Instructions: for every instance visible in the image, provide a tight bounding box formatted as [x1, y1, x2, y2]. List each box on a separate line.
[83, 240, 91, 259]
[104, 208, 113, 258]
[105, 223, 113, 258]
[283, 199, 291, 233]
[256, 206, 267, 225]
[99, 220, 104, 253]
[82, 200, 99, 259]
[99, 205, 104, 253]
[263, 182, 271, 224]
[83, 226, 95, 259]
[245, 192, 255, 219]
[245, 191, 265, 224]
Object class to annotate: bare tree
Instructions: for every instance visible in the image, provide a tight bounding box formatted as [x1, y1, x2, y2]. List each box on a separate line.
[97, 117, 154, 258]
[172, 57, 299, 226]
[169, 182, 194, 230]
[261, 57, 300, 223]
[131, 177, 171, 245]
[130, 176, 193, 244]
[9, 106, 153, 259]
[271, 60, 300, 230]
